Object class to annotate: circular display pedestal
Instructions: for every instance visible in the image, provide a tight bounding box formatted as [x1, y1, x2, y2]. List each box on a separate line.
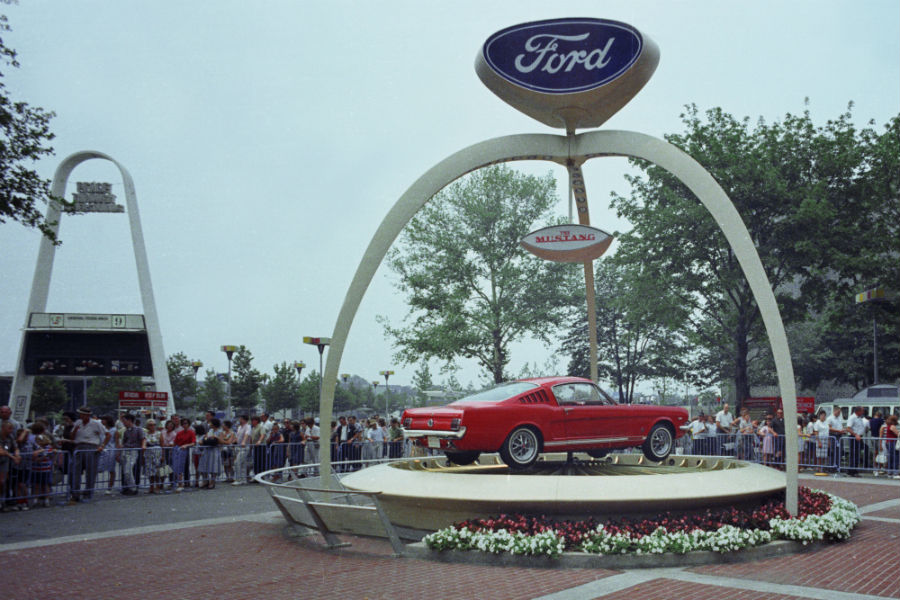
[341, 452, 786, 531]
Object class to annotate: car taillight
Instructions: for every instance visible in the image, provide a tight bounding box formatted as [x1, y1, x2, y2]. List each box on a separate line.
[450, 418, 461, 431]
[403, 417, 412, 428]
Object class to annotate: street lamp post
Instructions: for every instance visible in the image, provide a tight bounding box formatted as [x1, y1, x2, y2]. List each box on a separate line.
[379, 370, 394, 418]
[294, 361, 305, 418]
[303, 337, 331, 418]
[856, 287, 886, 385]
[220, 346, 237, 418]
[189, 360, 203, 416]
[372, 380, 379, 410]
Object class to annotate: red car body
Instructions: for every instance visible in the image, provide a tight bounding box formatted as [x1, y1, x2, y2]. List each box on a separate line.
[401, 376, 689, 468]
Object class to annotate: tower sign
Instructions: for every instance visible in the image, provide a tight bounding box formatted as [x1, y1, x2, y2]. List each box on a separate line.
[72, 182, 125, 213]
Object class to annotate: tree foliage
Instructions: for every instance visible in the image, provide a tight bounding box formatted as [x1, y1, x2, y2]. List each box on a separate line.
[86, 376, 143, 414]
[297, 370, 321, 414]
[410, 361, 434, 407]
[166, 352, 199, 412]
[0, 16, 66, 243]
[610, 103, 898, 401]
[198, 369, 225, 412]
[264, 361, 300, 414]
[382, 165, 578, 383]
[230, 345, 264, 412]
[30, 376, 68, 416]
[561, 259, 688, 403]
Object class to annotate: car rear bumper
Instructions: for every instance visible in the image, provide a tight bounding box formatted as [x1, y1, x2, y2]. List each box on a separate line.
[402, 427, 467, 440]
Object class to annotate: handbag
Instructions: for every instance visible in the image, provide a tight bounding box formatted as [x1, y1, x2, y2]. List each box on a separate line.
[157, 464, 173, 477]
[875, 451, 887, 465]
[200, 436, 219, 447]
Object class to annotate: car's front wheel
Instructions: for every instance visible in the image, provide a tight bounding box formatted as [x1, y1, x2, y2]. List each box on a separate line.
[444, 451, 480, 466]
[642, 423, 674, 462]
[499, 426, 540, 469]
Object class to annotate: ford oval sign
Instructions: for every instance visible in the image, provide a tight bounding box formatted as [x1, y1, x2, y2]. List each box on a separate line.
[520, 224, 612, 263]
[475, 18, 659, 131]
[484, 18, 642, 94]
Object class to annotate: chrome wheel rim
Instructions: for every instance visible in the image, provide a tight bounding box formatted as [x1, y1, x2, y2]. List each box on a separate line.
[650, 427, 673, 457]
[510, 429, 538, 464]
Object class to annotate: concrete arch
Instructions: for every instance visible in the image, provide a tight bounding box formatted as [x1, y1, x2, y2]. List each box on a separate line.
[319, 130, 798, 513]
[10, 151, 173, 416]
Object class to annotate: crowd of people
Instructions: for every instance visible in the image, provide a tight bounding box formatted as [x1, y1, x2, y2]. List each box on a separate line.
[0, 403, 408, 511]
[682, 402, 900, 477]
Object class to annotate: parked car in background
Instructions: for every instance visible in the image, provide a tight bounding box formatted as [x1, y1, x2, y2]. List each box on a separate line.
[401, 376, 690, 469]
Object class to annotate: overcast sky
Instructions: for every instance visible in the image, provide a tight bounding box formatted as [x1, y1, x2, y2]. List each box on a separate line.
[1, 0, 897, 394]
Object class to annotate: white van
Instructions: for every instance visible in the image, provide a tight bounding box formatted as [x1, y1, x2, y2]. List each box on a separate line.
[815, 384, 899, 420]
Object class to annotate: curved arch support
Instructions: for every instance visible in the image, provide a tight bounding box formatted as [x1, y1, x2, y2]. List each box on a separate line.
[10, 151, 173, 416]
[321, 130, 798, 514]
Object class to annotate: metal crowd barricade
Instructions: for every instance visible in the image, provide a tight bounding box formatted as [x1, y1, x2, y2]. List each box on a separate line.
[256, 458, 409, 556]
[838, 435, 890, 476]
[1, 439, 406, 510]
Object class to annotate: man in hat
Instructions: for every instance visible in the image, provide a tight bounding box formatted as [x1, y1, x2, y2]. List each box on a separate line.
[69, 407, 110, 502]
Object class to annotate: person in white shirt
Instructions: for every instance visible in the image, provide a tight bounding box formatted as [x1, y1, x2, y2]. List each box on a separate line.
[825, 407, 845, 470]
[260, 413, 274, 435]
[366, 419, 385, 460]
[812, 409, 831, 469]
[232, 415, 253, 485]
[715, 403, 735, 455]
[736, 408, 754, 460]
[689, 415, 708, 455]
[303, 417, 320, 471]
[846, 406, 869, 475]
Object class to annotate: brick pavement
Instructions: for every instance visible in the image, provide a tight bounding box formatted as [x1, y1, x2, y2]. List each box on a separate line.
[596, 578, 811, 600]
[2, 521, 616, 600]
[2, 477, 897, 599]
[688, 519, 900, 599]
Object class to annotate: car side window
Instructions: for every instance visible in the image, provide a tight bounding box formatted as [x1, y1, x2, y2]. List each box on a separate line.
[572, 383, 604, 405]
[553, 384, 577, 405]
[553, 383, 605, 406]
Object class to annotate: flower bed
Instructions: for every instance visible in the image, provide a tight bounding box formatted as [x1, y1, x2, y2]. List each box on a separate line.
[423, 487, 859, 558]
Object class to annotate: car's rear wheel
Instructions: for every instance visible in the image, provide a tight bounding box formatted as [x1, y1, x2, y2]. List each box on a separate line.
[642, 423, 674, 462]
[444, 451, 480, 466]
[499, 426, 540, 469]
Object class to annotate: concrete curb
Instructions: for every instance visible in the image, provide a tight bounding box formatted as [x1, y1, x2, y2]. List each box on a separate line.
[400, 538, 829, 569]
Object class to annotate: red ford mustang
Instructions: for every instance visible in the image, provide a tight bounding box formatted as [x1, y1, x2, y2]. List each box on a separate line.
[402, 376, 689, 469]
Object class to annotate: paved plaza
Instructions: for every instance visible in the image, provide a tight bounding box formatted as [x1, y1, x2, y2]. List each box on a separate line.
[2, 475, 898, 600]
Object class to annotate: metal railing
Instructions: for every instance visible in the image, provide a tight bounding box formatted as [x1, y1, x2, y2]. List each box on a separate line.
[253, 455, 424, 556]
[0, 440, 416, 510]
[675, 432, 899, 476]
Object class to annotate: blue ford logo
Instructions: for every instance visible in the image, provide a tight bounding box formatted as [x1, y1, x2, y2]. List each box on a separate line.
[482, 18, 643, 94]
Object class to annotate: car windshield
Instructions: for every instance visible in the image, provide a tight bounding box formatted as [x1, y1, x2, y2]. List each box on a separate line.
[451, 382, 539, 404]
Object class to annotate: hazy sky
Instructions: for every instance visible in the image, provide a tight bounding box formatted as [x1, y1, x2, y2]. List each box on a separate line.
[1, 1, 897, 393]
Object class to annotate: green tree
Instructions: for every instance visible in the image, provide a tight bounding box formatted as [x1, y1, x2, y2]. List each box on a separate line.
[264, 362, 300, 415]
[230, 345, 264, 412]
[410, 361, 433, 407]
[86, 376, 143, 414]
[0, 16, 69, 243]
[381, 164, 578, 383]
[166, 352, 199, 412]
[198, 369, 225, 412]
[610, 103, 898, 402]
[30, 376, 68, 416]
[297, 371, 322, 414]
[561, 259, 688, 403]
